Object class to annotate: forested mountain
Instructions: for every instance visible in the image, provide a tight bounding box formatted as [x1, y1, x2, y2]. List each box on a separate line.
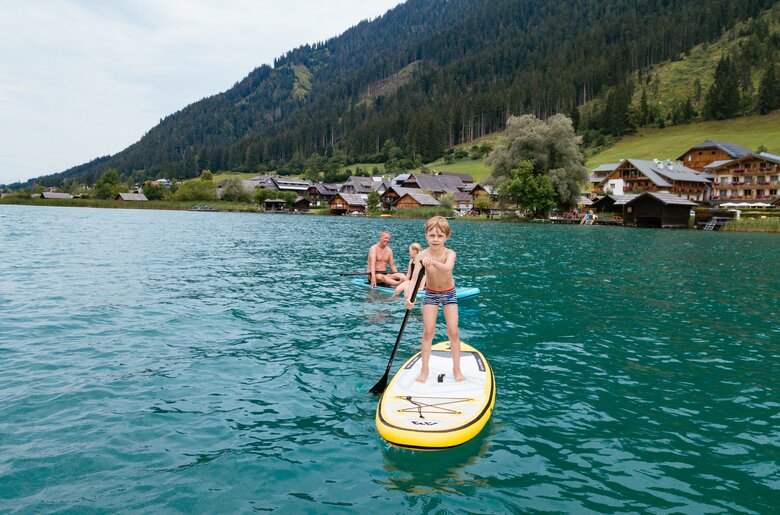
[24, 0, 779, 187]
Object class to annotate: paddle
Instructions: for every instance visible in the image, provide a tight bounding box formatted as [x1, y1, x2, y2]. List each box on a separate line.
[369, 266, 426, 395]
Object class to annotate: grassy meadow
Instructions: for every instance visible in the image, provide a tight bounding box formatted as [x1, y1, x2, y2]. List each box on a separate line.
[585, 110, 780, 168]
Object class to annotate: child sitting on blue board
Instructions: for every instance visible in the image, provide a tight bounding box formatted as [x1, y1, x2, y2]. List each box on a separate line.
[405, 216, 465, 383]
[393, 243, 424, 297]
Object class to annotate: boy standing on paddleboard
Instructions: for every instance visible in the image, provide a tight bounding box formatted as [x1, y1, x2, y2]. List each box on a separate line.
[405, 216, 465, 383]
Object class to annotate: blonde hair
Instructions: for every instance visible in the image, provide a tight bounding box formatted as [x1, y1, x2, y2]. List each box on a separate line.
[409, 242, 423, 255]
[425, 215, 451, 237]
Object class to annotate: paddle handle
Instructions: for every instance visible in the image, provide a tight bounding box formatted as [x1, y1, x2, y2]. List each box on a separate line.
[369, 267, 425, 395]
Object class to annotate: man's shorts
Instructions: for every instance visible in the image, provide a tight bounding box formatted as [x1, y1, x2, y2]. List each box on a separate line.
[423, 288, 457, 306]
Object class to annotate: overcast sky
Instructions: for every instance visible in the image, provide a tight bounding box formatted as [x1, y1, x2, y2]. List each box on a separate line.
[0, 0, 403, 185]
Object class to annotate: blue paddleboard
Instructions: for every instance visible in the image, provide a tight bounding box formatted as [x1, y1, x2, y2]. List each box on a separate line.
[351, 278, 480, 300]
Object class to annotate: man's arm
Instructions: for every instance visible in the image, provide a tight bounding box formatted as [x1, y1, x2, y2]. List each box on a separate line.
[388, 249, 398, 273]
[368, 245, 377, 287]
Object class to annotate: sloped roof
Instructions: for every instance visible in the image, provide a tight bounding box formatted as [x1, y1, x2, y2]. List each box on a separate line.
[40, 192, 73, 199]
[453, 191, 472, 202]
[404, 173, 463, 193]
[704, 151, 780, 172]
[248, 175, 278, 189]
[382, 186, 418, 198]
[612, 194, 640, 206]
[438, 171, 474, 183]
[678, 140, 752, 160]
[591, 163, 619, 173]
[703, 159, 732, 170]
[116, 192, 147, 201]
[334, 193, 367, 207]
[623, 159, 710, 186]
[273, 178, 312, 191]
[401, 192, 440, 206]
[308, 183, 339, 195]
[627, 191, 697, 206]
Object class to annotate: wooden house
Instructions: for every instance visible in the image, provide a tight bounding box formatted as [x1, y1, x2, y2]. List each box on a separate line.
[589, 163, 619, 191]
[594, 159, 710, 202]
[293, 196, 310, 212]
[623, 192, 697, 228]
[306, 183, 339, 206]
[676, 140, 751, 172]
[453, 191, 473, 212]
[380, 186, 417, 210]
[115, 192, 147, 201]
[330, 193, 367, 214]
[264, 199, 286, 212]
[708, 152, 780, 204]
[395, 192, 440, 210]
[462, 183, 489, 198]
[340, 176, 382, 194]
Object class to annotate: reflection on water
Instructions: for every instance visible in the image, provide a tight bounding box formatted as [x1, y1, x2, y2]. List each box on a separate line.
[380, 424, 493, 494]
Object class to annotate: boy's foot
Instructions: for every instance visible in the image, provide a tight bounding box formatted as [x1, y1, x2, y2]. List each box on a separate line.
[415, 370, 429, 383]
[453, 370, 466, 382]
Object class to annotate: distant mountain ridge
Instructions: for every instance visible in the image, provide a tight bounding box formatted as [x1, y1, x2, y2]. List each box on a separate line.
[22, 0, 777, 187]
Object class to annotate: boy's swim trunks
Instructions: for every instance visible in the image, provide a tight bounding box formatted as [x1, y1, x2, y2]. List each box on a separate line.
[423, 287, 457, 306]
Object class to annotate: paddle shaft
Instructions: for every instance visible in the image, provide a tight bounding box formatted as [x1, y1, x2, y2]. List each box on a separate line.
[369, 267, 425, 395]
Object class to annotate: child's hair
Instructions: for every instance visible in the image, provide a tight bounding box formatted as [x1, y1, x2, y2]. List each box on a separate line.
[409, 242, 423, 254]
[425, 215, 451, 237]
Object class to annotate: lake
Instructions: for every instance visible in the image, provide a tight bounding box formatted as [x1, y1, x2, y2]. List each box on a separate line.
[0, 204, 778, 512]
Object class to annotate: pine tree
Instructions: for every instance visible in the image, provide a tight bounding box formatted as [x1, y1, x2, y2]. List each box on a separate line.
[705, 57, 740, 120]
[757, 63, 779, 115]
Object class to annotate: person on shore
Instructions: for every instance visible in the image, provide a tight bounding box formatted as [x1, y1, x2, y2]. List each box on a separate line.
[368, 231, 405, 287]
[580, 209, 594, 225]
[405, 216, 464, 383]
[393, 243, 424, 297]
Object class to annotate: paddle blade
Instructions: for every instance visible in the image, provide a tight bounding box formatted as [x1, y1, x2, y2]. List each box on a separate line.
[369, 373, 389, 395]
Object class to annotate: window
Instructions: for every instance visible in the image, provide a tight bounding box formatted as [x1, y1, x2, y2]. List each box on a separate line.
[770, 189, 777, 195]
[720, 189, 727, 197]
[744, 189, 753, 196]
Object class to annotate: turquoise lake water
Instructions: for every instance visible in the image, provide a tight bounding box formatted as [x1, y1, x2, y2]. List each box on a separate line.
[0, 204, 778, 513]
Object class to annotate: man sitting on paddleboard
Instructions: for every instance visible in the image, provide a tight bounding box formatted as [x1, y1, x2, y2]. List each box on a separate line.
[368, 231, 405, 288]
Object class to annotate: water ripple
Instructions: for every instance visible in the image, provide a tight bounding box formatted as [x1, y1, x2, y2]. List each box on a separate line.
[0, 206, 778, 512]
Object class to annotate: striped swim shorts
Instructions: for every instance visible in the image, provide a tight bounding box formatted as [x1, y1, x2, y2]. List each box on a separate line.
[423, 288, 457, 306]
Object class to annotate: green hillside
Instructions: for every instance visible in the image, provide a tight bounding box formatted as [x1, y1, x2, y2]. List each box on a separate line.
[586, 110, 780, 167]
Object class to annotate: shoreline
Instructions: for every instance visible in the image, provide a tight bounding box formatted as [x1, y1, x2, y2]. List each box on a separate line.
[2, 198, 778, 232]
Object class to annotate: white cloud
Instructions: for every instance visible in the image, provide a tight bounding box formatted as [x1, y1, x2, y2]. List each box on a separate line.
[0, 0, 402, 184]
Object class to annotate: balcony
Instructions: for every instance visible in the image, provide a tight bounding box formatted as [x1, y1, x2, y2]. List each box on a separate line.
[733, 168, 745, 174]
[757, 180, 770, 185]
[731, 181, 744, 186]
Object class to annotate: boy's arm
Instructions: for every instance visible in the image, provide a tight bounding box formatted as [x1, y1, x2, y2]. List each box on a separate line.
[423, 249, 456, 273]
[404, 257, 423, 308]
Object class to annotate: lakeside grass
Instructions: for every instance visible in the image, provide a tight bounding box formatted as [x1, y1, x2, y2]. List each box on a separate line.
[721, 218, 780, 233]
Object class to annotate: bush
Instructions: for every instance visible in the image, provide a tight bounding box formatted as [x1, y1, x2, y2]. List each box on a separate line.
[221, 177, 252, 202]
[173, 180, 216, 201]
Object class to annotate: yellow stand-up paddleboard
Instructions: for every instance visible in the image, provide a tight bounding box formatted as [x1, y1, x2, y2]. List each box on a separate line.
[376, 341, 495, 450]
